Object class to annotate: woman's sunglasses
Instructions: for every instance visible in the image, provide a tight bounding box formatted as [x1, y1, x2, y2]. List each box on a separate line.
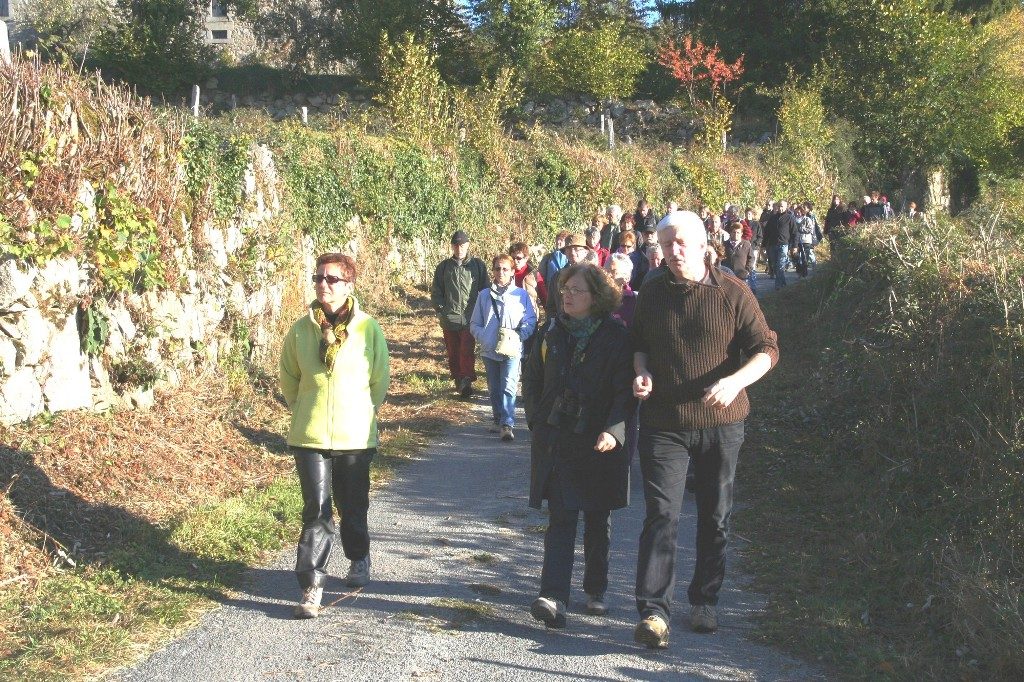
[311, 274, 349, 285]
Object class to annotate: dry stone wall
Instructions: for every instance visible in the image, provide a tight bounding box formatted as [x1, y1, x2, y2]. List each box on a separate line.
[0, 145, 303, 426]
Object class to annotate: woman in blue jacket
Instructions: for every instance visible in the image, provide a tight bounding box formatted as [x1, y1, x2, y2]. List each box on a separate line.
[470, 254, 537, 441]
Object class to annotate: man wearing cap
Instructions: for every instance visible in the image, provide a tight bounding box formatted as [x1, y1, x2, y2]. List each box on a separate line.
[431, 230, 489, 398]
[627, 225, 657, 291]
[630, 210, 779, 649]
[544, 233, 593, 319]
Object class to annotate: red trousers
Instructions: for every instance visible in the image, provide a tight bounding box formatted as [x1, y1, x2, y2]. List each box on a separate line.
[442, 327, 477, 382]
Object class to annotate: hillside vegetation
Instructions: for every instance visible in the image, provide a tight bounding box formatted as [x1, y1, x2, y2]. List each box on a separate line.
[743, 216, 1023, 678]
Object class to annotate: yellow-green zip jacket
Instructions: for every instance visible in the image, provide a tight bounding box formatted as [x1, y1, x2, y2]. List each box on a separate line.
[280, 299, 390, 450]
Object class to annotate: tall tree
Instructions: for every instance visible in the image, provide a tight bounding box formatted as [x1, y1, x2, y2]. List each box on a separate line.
[933, 0, 1020, 21]
[821, 0, 1024, 185]
[469, 0, 559, 82]
[557, 0, 647, 27]
[539, 18, 649, 101]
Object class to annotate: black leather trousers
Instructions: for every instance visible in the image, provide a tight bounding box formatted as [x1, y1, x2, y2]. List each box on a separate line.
[293, 447, 374, 589]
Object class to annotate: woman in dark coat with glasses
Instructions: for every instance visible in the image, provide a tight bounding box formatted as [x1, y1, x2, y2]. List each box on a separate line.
[522, 262, 635, 629]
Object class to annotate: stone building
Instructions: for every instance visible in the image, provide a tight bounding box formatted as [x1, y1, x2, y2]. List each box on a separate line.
[204, 0, 258, 59]
[0, 1, 258, 60]
[0, 0, 20, 28]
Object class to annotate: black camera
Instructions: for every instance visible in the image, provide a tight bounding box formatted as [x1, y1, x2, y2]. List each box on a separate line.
[547, 389, 587, 433]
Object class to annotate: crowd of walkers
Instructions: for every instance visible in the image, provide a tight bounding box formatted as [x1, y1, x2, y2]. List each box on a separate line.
[277, 190, 902, 647]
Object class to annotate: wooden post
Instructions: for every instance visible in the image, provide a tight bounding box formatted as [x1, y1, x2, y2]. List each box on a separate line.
[600, 113, 606, 134]
[1, 21, 11, 67]
[721, 129, 727, 153]
[191, 85, 200, 118]
[608, 117, 615, 150]
[230, 94, 237, 110]
[301, 106, 308, 124]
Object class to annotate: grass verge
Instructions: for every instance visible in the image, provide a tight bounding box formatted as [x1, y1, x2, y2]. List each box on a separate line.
[0, 287, 470, 680]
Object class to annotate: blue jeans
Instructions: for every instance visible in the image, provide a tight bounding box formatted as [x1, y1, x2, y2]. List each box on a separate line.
[772, 245, 789, 290]
[483, 355, 520, 427]
[635, 422, 745, 619]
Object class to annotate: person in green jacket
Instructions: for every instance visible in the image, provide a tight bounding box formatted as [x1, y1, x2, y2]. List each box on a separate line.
[280, 253, 390, 619]
[430, 230, 488, 398]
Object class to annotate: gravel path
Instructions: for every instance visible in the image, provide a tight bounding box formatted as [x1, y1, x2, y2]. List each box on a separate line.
[115, 391, 824, 682]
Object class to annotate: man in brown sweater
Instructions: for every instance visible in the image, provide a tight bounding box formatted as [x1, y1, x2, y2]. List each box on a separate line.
[631, 211, 779, 649]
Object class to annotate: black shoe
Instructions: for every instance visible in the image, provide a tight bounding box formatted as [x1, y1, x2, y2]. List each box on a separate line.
[458, 377, 473, 399]
[530, 597, 566, 629]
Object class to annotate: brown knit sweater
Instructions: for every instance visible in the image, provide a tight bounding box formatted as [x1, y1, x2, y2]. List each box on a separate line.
[632, 267, 779, 430]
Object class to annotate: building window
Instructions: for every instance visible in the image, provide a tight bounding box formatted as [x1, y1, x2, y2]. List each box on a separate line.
[210, 1, 228, 18]
[0, 0, 10, 19]
[211, 29, 229, 41]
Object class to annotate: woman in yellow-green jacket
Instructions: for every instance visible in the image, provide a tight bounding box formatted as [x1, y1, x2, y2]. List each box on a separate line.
[280, 253, 390, 618]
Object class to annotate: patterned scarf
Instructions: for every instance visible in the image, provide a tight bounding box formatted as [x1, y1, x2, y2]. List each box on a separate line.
[562, 315, 602, 367]
[310, 298, 354, 373]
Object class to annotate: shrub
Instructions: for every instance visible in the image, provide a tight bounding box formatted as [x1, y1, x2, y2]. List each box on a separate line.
[89, 0, 213, 94]
[814, 216, 1024, 675]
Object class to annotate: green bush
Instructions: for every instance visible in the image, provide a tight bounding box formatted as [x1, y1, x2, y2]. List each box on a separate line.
[89, 0, 213, 94]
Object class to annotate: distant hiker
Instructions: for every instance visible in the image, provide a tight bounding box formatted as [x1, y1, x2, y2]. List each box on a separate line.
[631, 211, 778, 648]
[843, 200, 862, 228]
[586, 227, 610, 267]
[824, 194, 843, 237]
[539, 230, 571, 296]
[545, 233, 594, 319]
[523, 263, 635, 629]
[280, 253, 391, 619]
[861, 191, 885, 222]
[606, 252, 637, 327]
[634, 199, 659, 233]
[509, 241, 544, 358]
[430, 230, 489, 399]
[881, 195, 894, 220]
[793, 203, 814, 278]
[509, 241, 544, 319]
[724, 221, 754, 283]
[601, 205, 623, 250]
[470, 254, 537, 442]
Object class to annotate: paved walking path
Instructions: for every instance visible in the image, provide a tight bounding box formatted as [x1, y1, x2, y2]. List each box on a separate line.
[116, 394, 823, 681]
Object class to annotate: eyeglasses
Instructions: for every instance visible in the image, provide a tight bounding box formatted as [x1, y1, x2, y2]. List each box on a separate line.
[312, 274, 350, 285]
[559, 286, 591, 297]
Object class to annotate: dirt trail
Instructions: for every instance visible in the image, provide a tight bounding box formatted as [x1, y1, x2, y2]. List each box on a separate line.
[115, 389, 824, 681]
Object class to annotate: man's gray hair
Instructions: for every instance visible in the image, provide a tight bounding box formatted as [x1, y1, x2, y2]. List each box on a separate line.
[656, 209, 704, 234]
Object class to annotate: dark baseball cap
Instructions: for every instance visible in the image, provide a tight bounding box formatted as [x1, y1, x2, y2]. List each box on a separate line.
[450, 230, 470, 245]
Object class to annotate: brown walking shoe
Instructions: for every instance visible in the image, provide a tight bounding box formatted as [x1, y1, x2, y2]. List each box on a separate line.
[634, 613, 669, 649]
[293, 586, 323, 619]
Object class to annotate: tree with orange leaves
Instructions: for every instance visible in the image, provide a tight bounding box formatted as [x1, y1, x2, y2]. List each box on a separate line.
[657, 36, 745, 109]
[657, 35, 745, 154]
